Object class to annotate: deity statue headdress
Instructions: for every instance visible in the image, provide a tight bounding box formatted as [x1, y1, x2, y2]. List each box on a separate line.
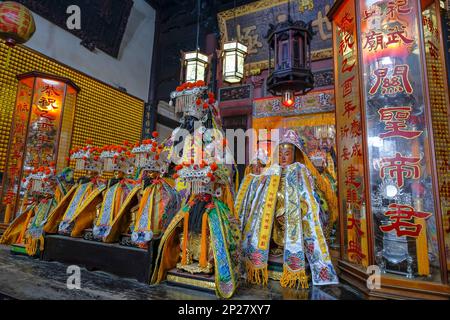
[170, 81, 210, 120]
[132, 131, 169, 176]
[70, 140, 102, 173]
[277, 129, 304, 152]
[22, 165, 57, 196]
[173, 155, 229, 198]
[168, 81, 221, 130]
[99, 143, 134, 175]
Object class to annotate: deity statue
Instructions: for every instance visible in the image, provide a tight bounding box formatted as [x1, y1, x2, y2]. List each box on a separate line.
[44, 141, 107, 237]
[0, 166, 74, 255]
[107, 132, 181, 247]
[87, 143, 137, 241]
[151, 155, 241, 298]
[151, 81, 240, 299]
[235, 129, 338, 289]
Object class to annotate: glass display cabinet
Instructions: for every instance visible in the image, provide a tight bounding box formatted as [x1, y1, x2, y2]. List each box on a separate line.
[0, 72, 79, 228]
[328, 0, 450, 299]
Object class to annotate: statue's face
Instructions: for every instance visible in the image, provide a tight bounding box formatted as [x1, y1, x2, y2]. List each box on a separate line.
[279, 144, 295, 167]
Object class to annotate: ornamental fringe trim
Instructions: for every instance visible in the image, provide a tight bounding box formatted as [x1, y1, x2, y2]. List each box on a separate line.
[24, 234, 44, 257]
[245, 260, 268, 286]
[280, 266, 309, 290]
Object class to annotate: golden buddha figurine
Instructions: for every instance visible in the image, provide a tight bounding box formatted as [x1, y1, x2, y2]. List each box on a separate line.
[235, 129, 338, 289]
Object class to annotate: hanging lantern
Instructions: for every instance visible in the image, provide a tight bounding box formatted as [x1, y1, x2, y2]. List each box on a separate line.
[0, 1, 36, 47]
[282, 89, 295, 107]
[222, 40, 248, 84]
[182, 50, 209, 83]
[267, 19, 314, 102]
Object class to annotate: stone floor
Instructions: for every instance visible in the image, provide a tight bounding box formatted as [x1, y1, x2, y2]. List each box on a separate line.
[0, 245, 364, 300]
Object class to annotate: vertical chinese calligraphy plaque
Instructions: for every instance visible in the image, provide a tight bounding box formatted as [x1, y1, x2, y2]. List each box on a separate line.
[333, 0, 369, 269]
[329, 0, 450, 298]
[0, 72, 79, 225]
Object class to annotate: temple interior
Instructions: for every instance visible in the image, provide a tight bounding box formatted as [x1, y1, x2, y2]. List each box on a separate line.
[0, 0, 449, 301]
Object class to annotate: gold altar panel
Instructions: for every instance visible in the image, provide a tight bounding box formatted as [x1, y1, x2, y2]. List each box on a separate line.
[0, 41, 144, 174]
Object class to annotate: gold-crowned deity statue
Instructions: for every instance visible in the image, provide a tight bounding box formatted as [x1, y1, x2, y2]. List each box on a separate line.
[235, 129, 338, 289]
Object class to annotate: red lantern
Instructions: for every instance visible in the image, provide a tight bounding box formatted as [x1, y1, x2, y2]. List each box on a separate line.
[0, 1, 36, 47]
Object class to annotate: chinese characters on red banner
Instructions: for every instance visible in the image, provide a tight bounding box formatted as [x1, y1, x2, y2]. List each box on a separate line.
[369, 65, 413, 95]
[2, 79, 63, 219]
[2, 85, 31, 212]
[378, 106, 422, 139]
[360, 0, 434, 239]
[380, 204, 432, 237]
[335, 2, 367, 265]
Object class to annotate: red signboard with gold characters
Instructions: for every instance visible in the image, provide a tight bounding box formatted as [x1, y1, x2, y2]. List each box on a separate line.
[329, 0, 450, 298]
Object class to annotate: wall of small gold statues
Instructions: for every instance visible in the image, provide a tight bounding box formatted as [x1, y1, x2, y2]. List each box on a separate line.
[0, 41, 144, 174]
